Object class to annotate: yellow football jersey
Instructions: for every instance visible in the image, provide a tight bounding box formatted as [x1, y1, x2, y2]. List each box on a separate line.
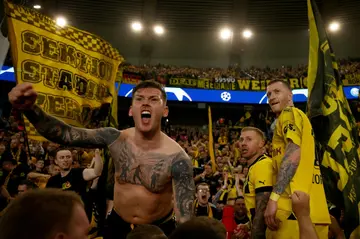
[243, 154, 273, 221]
[272, 106, 330, 224]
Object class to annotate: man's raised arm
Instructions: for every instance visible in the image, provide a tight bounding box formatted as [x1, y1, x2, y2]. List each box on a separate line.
[25, 105, 120, 148]
[9, 83, 120, 148]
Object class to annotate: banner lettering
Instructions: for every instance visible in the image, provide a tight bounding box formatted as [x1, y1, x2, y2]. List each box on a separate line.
[6, 2, 123, 140]
[120, 71, 360, 91]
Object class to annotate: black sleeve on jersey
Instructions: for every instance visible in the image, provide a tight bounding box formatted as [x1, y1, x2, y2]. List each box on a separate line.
[255, 186, 273, 194]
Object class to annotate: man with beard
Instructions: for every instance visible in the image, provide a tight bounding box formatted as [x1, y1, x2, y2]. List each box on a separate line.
[8, 80, 194, 239]
[46, 148, 103, 219]
[193, 183, 221, 220]
[240, 127, 273, 239]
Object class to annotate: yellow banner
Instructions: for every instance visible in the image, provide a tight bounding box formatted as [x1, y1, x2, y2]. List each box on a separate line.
[208, 106, 216, 173]
[6, 2, 123, 141]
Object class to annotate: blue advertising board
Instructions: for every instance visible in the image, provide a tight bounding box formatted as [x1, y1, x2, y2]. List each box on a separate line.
[118, 83, 359, 104]
[1, 66, 359, 104]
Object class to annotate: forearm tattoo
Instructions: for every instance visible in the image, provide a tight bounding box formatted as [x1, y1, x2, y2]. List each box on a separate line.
[273, 142, 300, 195]
[252, 191, 271, 239]
[25, 105, 120, 147]
[171, 152, 195, 223]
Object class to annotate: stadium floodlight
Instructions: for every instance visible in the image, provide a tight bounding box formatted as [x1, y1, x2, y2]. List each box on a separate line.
[242, 29, 253, 39]
[329, 21, 340, 32]
[154, 25, 165, 35]
[33, 5, 41, 9]
[219, 28, 233, 41]
[55, 17, 67, 27]
[131, 21, 143, 32]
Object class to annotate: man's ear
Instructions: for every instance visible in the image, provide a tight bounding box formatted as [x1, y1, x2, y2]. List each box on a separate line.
[128, 106, 133, 117]
[53, 233, 66, 239]
[288, 91, 293, 102]
[163, 106, 169, 117]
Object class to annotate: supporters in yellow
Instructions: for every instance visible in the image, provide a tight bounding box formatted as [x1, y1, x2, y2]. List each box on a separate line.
[240, 127, 273, 238]
[218, 132, 228, 146]
[264, 80, 330, 239]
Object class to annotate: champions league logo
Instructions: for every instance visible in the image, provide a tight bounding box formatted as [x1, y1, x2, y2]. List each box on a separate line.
[221, 92, 231, 102]
[125, 87, 193, 101]
[258, 89, 309, 104]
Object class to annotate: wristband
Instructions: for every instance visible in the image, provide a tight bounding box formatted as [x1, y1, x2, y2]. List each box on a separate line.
[270, 192, 281, 202]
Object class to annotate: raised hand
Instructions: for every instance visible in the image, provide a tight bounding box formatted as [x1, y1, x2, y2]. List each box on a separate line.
[291, 191, 310, 218]
[8, 83, 37, 110]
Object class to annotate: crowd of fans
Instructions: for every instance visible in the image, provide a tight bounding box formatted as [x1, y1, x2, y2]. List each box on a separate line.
[1, 61, 357, 239]
[0, 112, 346, 239]
[122, 58, 360, 81]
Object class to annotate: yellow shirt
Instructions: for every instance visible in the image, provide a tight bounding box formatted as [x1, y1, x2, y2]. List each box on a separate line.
[243, 154, 273, 221]
[218, 136, 228, 145]
[272, 106, 330, 224]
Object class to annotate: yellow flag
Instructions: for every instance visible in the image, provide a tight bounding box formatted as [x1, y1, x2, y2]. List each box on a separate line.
[5, 2, 124, 141]
[208, 106, 216, 172]
[307, 0, 360, 238]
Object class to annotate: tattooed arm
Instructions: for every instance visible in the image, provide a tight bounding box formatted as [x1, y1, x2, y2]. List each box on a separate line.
[24, 105, 120, 147]
[273, 141, 300, 195]
[252, 191, 271, 239]
[171, 151, 195, 223]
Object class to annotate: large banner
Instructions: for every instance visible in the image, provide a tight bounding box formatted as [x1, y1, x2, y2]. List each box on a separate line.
[121, 71, 360, 91]
[6, 2, 123, 141]
[307, 0, 360, 238]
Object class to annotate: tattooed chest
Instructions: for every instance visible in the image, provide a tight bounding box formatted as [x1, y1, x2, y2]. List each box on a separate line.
[110, 142, 173, 193]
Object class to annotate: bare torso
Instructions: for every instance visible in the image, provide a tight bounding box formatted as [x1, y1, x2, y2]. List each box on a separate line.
[109, 128, 181, 224]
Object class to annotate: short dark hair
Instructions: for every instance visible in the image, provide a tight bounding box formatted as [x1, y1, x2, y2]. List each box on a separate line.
[196, 182, 210, 192]
[19, 180, 38, 189]
[169, 217, 226, 239]
[132, 80, 167, 102]
[0, 189, 83, 239]
[267, 79, 292, 91]
[54, 147, 71, 158]
[126, 224, 167, 239]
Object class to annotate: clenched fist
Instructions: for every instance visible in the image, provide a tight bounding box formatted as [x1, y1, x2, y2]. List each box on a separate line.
[8, 83, 38, 110]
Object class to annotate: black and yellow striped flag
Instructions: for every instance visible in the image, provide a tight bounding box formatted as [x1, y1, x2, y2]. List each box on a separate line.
[307, 0, 360, 238]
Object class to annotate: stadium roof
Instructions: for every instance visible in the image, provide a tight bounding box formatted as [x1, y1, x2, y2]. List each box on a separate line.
[23, 0, 360, 31]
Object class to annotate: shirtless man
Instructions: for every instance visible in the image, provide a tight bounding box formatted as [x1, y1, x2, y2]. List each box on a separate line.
[8, 80, 195, 239]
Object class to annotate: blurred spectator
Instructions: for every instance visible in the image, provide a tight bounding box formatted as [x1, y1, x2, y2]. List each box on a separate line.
[233, 197, 249, 225]
[17, 179, 38, 195]
[3, 137, 27, 165]
[126, 224, 167, 239]
[0, 158, 29, 199]
[193, 183, 221, 220]
[169, 217, 226, 239]
[46, 148, 103, 220]
[0, 189, 89, 239]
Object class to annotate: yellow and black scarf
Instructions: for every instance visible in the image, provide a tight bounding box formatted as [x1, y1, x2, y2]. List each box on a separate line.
[11, 148, 21, 163]
[193, 199, 213, 218]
